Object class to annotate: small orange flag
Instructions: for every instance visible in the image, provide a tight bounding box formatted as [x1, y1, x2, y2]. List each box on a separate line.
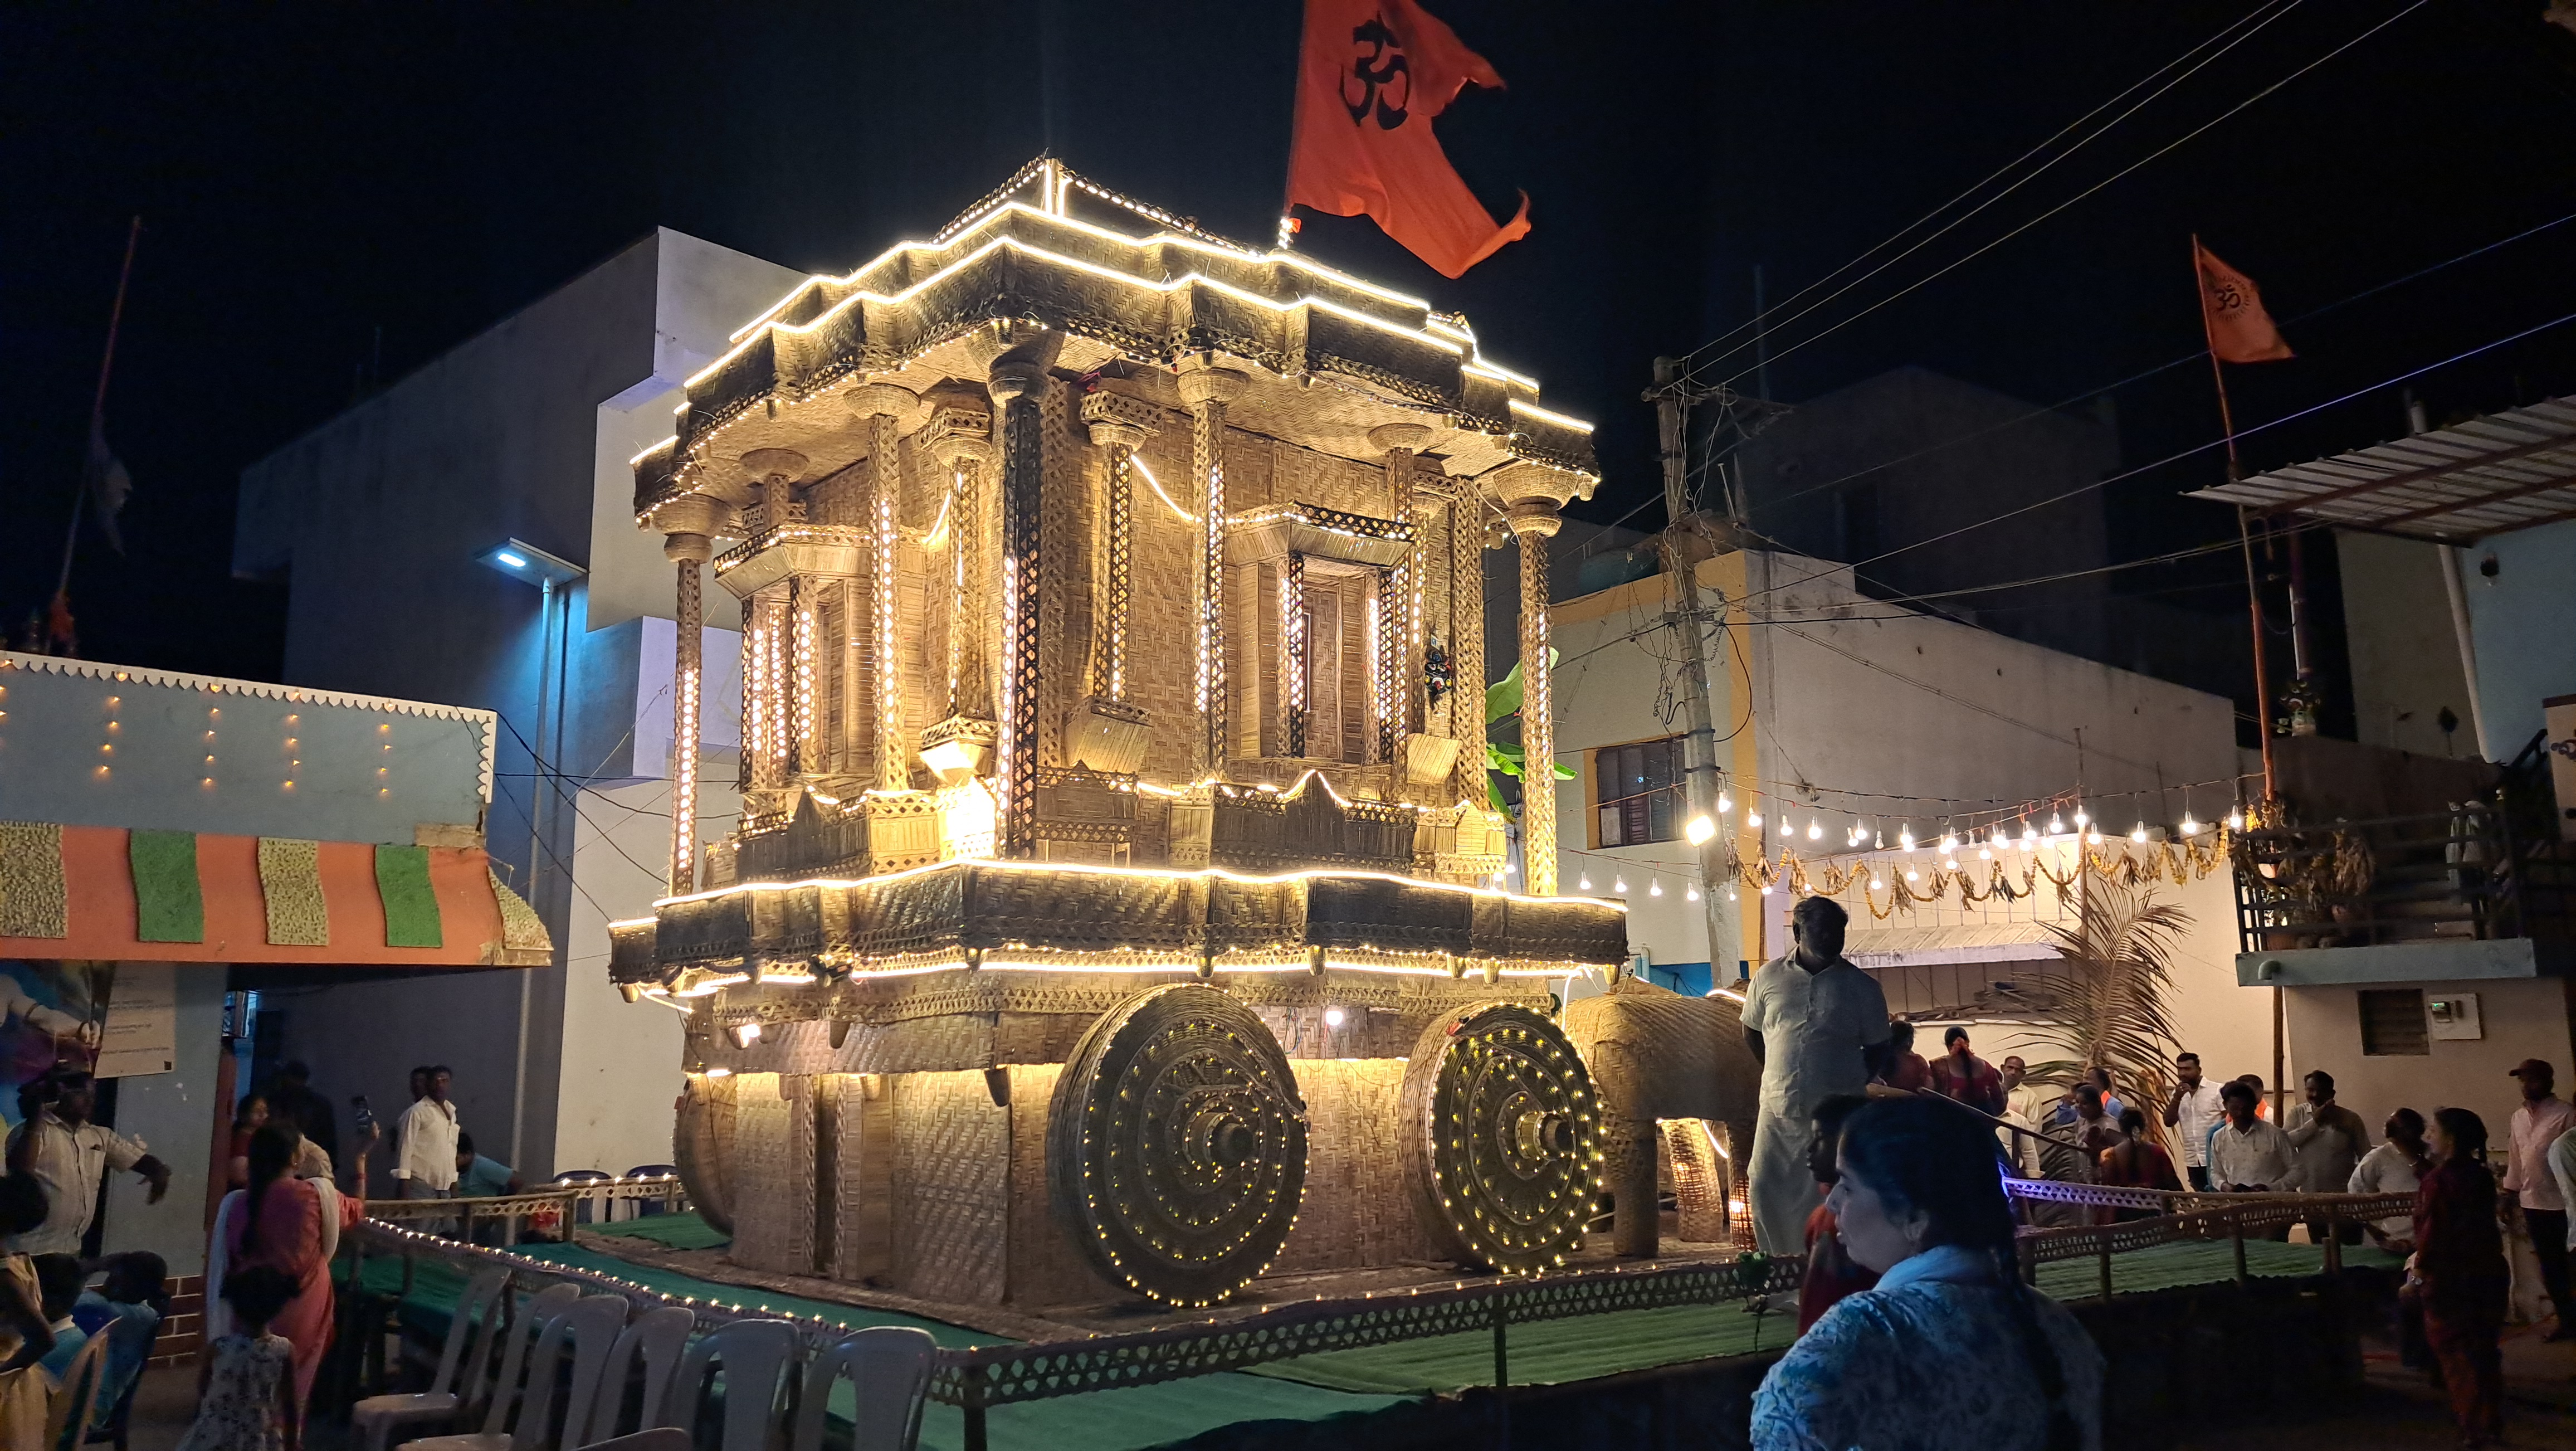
[2194, 238, 2294, 364]
[1286, 0, 1530, 278]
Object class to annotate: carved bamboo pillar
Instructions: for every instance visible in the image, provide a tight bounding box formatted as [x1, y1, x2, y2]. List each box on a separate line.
[653, 489, 727, 896]
[847, 383, 920, 793]
[1507, 504, 1562, 895]
[988, 360, 1048, 857]
[1175, 361, 1249, 776]
[1448, 489, 1487, 795]
[735, 450, 807, 795]
[918, 402, 997, 787]
[1371, 422, 1436, 780]
[1070, 391, 1159, 774]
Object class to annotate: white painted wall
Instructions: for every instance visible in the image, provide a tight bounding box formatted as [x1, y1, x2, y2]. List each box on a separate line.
[100, 973, 226, 1276]
[1549, 549, 2242, 985]
[2284, 976, 2576, 1150]
[554, 756, 740, 1175]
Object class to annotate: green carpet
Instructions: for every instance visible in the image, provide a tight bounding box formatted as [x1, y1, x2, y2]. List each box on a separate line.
[584, 1209, 732, 1250]
[344, 1241, 1409, 1451]
[345, 1232, 2392, 1447]
[1243, 1238, 2406, 1396]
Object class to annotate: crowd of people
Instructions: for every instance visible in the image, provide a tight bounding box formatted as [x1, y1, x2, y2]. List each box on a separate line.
[1745, 894, 2575, 1450]
[0, 1054, 540, 1449]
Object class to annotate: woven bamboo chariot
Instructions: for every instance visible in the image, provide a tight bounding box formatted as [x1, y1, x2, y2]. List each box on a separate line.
[611, 163, 1643, 1311]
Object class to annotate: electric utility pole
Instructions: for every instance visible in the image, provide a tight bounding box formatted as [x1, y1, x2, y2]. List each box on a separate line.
[1650, 357, 1734, 981]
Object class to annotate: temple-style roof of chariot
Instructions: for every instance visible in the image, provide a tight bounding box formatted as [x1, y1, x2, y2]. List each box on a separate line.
[632, 157, 1598, 522]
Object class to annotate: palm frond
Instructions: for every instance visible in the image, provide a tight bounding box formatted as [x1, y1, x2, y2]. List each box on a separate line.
[2014, 880, 2194, 1152]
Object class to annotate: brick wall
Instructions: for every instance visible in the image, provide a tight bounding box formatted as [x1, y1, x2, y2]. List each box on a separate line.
[145, 1273, 205, 1366]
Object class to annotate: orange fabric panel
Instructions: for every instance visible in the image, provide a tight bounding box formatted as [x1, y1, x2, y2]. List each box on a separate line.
[0, 825, 526, 968]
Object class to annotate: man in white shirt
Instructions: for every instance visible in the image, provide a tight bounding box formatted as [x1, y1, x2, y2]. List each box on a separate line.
[394, 1064, 461, 1197]
[2349, 1107, 2430, 1250]
[2504, 1059, 2575, 1340]
[2207, 1079, 2297, 1195]
[1740, 896, 1892, 1255]
[1996, 1055, 2045, 1179]
[2162, 1051, 2226, 1191]
[2, 1072, 169, 1255]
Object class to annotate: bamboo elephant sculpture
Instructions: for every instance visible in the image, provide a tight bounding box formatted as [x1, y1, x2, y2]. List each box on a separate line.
[1562, 976, 1763, 1258]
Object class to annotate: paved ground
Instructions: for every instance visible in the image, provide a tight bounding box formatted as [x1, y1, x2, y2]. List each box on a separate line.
[115, 1317, 2576, 1450]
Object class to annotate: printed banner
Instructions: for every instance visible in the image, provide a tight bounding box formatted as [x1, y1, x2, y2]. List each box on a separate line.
[94, 961, 175, 1079]
[0, 959, 110, 1129]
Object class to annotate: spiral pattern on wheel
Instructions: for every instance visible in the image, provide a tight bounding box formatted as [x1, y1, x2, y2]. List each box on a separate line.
[1401, 1002, 1602, 1275]
[1047, 983, 1308, 1307]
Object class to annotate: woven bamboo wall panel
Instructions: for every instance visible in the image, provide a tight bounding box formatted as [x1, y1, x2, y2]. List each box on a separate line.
[891, 1069, 1009, 1304]
[1002, 1063, 1113, 1306]
[726, 1073, 816, 1275]
[823, 1073, 896, 1281]
[1269, 1057, 1440, 1271]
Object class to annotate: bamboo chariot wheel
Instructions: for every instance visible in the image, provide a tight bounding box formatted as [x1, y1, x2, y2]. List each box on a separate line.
[1047, 983, 1309, 1307]
[1401, 1002, 1602, 1274]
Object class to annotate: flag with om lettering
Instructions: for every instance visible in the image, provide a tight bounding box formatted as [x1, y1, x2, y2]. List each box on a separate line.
[1286, 0, 1530, 278]
[2193, 238, 2294, 364]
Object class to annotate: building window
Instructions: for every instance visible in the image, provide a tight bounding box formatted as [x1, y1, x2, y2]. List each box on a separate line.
[1594, 737, 1684, 847]
[2359, 989, 2430, 1056]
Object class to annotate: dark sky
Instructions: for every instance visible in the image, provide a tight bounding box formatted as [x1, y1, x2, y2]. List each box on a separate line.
[8, 1, 2576, 688]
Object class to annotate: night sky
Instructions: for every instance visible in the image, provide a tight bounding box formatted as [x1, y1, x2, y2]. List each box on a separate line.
[9, 1, 2576, 707]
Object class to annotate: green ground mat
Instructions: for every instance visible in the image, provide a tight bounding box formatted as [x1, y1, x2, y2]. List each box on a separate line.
[345, 1242, 1411, 1451]
[583, 1210, 732, 1250]
[344, 1232, 2390, 1448]
[1243, 1238, 2406, 1396]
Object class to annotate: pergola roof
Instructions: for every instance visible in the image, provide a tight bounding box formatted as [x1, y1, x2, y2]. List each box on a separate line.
[2187, 395, 2576, 542]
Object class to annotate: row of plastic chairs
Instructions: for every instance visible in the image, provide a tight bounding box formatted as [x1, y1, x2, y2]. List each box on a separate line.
[354, 1269, 935, 1451]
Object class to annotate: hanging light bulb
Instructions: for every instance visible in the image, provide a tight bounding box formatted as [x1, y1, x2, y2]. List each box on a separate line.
[2130, 820, 2149, 843]
[1717, 791, 1733, 814]
[1686, 883, 1701, 902]
[1686, 814, 1718, 845]
[1938, 830, 1957, 853]
[1757, 883, 1773, 896]
[1979, 845, 1993, 860]
[1726, 887, 1738, 901]
[1874, 830, 1886, 849]
[1807, 817, 1823, 841]
[1746, 810, 1763, 829]
[1578, 872, 1593, 891]
[2021, 823, 2038, 851]
[1905, 868, 1920, 882]
[1870, 874, 1886, 890]
[2047, 812, 2065, 836]
[2226, 806, 2244, 832]
[1899, 826, 1915, 851]
[2179, 811, 2200, 837]
[1992, 825, 2009, 849]
[1613, 874, 1628, 893]
[2072, 805, 2089, 830]
[1650, 877, 1665, 897]
[2086, 827, 2104, 845]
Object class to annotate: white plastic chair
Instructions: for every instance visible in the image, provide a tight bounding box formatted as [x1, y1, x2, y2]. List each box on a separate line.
[660, 1318, 802, 1451]
[789, 1327, 938, 1451]
[396, 1282, 578, 1451]
[404, 1293, 628, 1451]
[353, 1267, 512, 1451]
[581, 1306, 694, 1445]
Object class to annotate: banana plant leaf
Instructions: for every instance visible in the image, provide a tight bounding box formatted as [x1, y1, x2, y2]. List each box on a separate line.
[1486, 741, 1575, 780]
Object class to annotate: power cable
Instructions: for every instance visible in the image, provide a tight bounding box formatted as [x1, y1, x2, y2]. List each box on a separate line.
[1679, 1, 2308, 373]
[1679, 0, 2307, 378]
[1695, 0, 2432, 394]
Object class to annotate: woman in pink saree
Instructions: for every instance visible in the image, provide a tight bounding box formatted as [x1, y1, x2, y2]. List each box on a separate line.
[211, 1122, 371, 1416]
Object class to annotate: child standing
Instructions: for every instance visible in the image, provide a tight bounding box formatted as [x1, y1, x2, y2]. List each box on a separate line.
[176, 1267, 300, 1451]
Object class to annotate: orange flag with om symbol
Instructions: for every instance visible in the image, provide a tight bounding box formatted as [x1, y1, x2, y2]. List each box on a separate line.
[2194, 238, 2295, 364]
[1287, 0, 1530, 279]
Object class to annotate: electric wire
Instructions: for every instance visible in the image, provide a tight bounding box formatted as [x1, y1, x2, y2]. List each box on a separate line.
[1678, 0, 2307, 378]
[1695, 0, 2434, 394]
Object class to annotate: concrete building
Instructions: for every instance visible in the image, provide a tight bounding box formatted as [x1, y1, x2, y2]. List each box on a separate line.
[2193, 397, 2576, 1147]
[1540, 547, 2267, 1083]
[233, 228, 799, 1183]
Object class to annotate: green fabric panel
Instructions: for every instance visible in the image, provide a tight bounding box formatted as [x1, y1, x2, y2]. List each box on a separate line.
[127, 830, 203, 943]
[373, 845, 442, 948]
[584, 1209, 731, 1250]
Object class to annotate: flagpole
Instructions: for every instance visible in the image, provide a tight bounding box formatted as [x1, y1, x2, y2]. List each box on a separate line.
[52, 216, 142, 637]
[2198, 235, 2277, 805]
